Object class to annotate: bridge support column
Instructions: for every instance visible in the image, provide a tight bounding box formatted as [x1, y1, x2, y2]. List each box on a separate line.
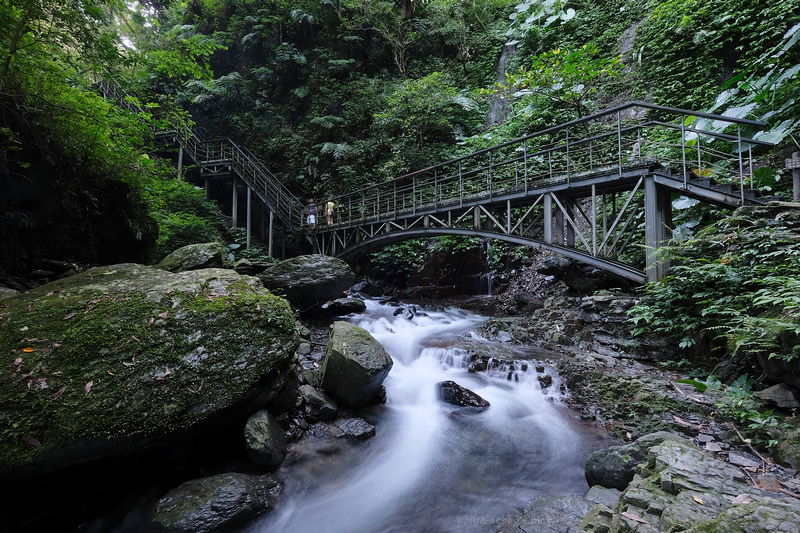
[268, 210, 274, 258]
[474, 207, 481, 230]
[543, 194, 553, 244]
[565, 198, 575, 248]
[177, 146, 184, 178]
[644, 176, 672, 282]
[246, 187, 252, 249]
[231, 177, 238, 227]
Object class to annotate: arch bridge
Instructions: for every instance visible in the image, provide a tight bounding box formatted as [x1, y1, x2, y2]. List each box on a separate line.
[308, 102, 773, 283]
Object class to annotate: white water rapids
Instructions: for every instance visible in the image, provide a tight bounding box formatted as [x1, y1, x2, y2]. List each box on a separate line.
[243, 299, 611, 533]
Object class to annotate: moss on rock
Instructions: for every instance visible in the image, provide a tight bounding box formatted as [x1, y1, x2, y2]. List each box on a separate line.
[0, 264, 299, 477]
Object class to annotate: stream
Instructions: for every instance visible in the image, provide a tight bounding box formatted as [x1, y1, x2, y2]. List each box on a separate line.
[243, 299, 613, 533]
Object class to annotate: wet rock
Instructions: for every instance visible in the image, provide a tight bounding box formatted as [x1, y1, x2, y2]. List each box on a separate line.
[258, 254, 354, 315]
[585, 431, 684, 490]
[299, 384, 338, 422]
[335, 418, 376, 440]
[753, 383, 800, 409]
[149, 472, 280, 533]
[322, 297, 367, 316]
[538, 374, 553, 389]
[320, 321, 393, 408]
[500, 494, 594, 533]
[244, 410, 287, 471]
[156, 242, 224, 272]
[587, 436, 800, 533]
[437, 380, 490, 412]
[350, 279, 386, 298]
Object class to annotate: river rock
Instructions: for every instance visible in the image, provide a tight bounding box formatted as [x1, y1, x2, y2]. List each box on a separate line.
[437, 380, 490, 412]
[320, 321, 393, 408]
[500, 494, 595, 533]
[580, 436, 800, 533]
[149, 472, 280, 533]
[322, 297, 367, 316]
[335, 417, 376, 439]
[299, 384, 338, 422]
[258, 255, 354, 315]
[244, 410, 287, 470]
[585, 431, 684, 490]
[156, 242, 225, 272]
[0, 264, 298, 480]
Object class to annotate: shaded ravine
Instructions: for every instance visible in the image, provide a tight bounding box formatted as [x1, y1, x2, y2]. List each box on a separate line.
[244, 300, 613, 533]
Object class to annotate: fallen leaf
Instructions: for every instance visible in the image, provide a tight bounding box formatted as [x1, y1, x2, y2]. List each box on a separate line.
[85, 380, 93, 395]
[732, 494, 753, 504]
[620, 511, 649, 524]
[52, 386, 66, 400]
[19, 326, 28, 331]
[158, 311, 168, 319]
[692, 495, 704, 505]
[148, 317, 154, 325]
[22, 347, 34, 352]
[27, 437, 41, 447]
[107, 371, 115, 376]
[131, 335, 140, 342]
[62, 312, 77, 320]
[13, 358, 22, 365]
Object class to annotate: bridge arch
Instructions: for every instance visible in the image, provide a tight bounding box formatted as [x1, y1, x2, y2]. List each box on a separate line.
[333, 228, 647, 283]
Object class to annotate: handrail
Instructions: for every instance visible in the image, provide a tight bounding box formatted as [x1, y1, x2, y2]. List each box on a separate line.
[319, 102, 772, 231]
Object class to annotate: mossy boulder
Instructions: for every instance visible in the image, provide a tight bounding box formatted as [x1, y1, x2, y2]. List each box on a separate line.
[257, 255, 354, 315]
[0, 264, 299, 479]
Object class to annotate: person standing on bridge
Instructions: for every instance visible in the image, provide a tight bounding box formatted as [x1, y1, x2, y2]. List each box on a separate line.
[307, 198, 317, 230]
[326, 196, 335, 225]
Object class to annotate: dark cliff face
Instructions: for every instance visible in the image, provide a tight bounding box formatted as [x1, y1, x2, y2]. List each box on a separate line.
[0, 135, 158, 281]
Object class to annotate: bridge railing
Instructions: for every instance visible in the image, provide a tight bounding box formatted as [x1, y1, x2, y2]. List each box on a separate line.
[316, 102, 771, 232]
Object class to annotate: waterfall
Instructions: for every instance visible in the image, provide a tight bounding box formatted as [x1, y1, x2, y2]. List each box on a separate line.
[245, 299, 610, 533]
[487, 41, 518, 127]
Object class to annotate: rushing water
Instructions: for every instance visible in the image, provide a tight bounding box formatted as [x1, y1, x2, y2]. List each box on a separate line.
[243, 299, 611, 533]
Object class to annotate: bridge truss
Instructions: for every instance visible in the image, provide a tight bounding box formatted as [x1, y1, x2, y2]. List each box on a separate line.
[310, 102, 773, 283]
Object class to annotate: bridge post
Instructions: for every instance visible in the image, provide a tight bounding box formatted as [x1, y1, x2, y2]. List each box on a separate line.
[543, 194, 553, 244]
[555, 199, 564, 245]
[232, 177, 238, 227]
[246, 187, 252, 249]
[644, 175, 672, 282]
[474, 206, 481, 230]
[268, 210, 274, 258]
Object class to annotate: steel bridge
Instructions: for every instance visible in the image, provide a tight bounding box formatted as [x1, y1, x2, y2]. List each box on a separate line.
[103, 81, 773, 284]
[309, 102, 773, 283]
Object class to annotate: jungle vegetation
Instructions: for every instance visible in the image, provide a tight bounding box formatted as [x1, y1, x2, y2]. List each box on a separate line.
[2, 0, 800, 372]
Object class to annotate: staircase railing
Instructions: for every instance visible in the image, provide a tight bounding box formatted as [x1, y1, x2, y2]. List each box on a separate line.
[98, 77, 304, 229]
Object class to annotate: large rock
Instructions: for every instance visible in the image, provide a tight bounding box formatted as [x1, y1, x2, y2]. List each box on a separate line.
[0, 264, 298, 479]
[580, 435, 800, 533]
[156, 242, 225, 272]
[585, 431, 684, 490]
[244, 410, 287, 470]
[150, 472, 280, 532]
[320, 321, 393, 408]
[258, 255, 354, 315]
